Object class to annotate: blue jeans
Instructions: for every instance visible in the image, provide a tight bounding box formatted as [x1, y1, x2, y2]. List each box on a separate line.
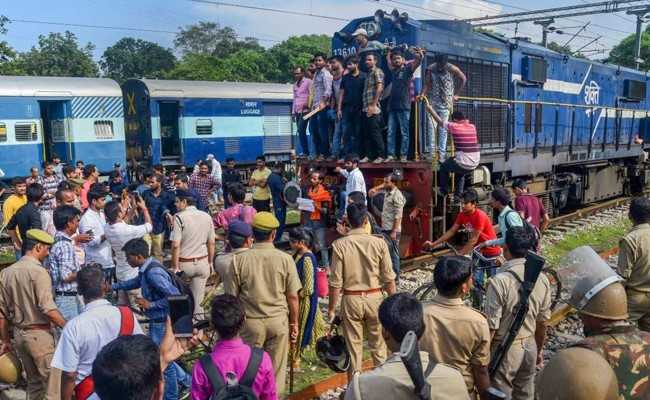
[387, 110, 410, 158]
[150, 322, 190, 399]
[331, 119, 343, 159]
[309, 109, 330, 157]
[274, 206, 286, 243]
[383, 231, 401, 279]
[296, 113, 310, 156]
[342, 110, 361, 156]
[55, 295, 83, 321]
[426, 105, 450, 160]
[306, 219, 329, 267]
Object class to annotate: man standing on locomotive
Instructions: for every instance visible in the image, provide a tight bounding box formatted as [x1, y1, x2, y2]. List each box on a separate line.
[310, 52, 333, 160]
[420, 54, 467, 161]
[423, 189, 500, 258]
[360, 53, 385, 164]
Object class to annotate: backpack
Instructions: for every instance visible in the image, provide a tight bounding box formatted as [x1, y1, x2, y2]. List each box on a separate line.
[504, 210, 541, 249]
[74, 307, 135, 400]
[199, 347, 263, 400]
[144, 262, 195, 315]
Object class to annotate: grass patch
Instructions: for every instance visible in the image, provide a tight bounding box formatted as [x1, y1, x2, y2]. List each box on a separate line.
[290, 350, 336, 393]
[542, 218, 631, 267]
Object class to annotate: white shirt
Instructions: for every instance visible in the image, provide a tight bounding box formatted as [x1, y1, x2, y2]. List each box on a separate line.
[79, 208, 114, 269]
[210, 158, 222, 184]
[105, 221, 152, 281]
[340, 167, 367, 198]
[51, 299, 143, 399]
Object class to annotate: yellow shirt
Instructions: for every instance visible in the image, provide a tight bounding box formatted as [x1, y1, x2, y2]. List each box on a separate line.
[251, 168, 272, 201]
[2, 194, 27, 226]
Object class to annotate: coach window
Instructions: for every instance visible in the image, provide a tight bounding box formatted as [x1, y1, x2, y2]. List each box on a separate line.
[94, 120, 114, 139]
[15, 122, 38, 142]
[0, 123, 6, 142]
[196, 119, 213, 135]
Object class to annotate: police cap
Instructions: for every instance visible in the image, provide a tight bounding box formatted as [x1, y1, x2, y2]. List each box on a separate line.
[252, 212, 279, 231]
[229, 221, 253, 237]
[26, 229, 54, 245]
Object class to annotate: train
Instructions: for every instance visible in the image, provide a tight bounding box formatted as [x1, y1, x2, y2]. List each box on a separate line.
[0, 77, 294, 178]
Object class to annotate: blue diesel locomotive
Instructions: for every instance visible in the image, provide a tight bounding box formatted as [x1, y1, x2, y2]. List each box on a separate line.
[0, 76, 125, 178]
[333, 12, 650, 213]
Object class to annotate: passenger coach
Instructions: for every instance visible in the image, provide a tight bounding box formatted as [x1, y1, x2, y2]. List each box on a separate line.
[0, 76, 125, 178]
[121, 79, 294, 168]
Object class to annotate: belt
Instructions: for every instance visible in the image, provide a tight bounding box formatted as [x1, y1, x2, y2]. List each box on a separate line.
[343, 288, 382, 296]
[21, 324, 51, 331]
[55, 291, 78, 296]
[179, 255, 208, 263]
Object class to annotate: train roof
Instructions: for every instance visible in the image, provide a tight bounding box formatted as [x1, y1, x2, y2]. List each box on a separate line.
[133, 79, 293, 100]
[0, 76, 122, 97]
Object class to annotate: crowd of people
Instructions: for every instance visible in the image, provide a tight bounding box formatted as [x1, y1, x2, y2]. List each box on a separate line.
[0, 36, 648, 400]
[292, 29, 467, 165]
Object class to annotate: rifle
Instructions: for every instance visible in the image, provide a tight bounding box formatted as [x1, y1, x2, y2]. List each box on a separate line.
[399, 330, 430, 400]
[488, 251, 546, 378]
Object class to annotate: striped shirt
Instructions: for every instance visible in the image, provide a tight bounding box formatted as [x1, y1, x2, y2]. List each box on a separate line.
[363, 67, 384, 114]
[38, 174, 61, 211]
[445, 120, 480, 169]
[49, 231, 82, 292]
[312, 68, 333, 109]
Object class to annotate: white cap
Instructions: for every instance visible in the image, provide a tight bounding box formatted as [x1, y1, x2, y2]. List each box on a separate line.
[206, 154, 215, 160]
[352, 28, 368, 37]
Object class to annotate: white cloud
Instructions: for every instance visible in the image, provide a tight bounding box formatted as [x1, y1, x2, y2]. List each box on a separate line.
[421, 0, 501, 20]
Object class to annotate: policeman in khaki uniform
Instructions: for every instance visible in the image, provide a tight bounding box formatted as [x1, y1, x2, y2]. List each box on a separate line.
[484, 226, 551, 400]
[212, 221, 253, 290]
[562, 245, 650, 400]
[328, 203, 397, 379]
[226, 212, 301, 394]
[419, 256, 491, 398]
[170, 190, 216, 315]
[0, 229, 67, 400]
[346, 293, 469, 400]
[617, 197, 650, 331]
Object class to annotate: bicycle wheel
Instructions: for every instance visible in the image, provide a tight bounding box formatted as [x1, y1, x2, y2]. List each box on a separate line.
[413, 282, 438, 302]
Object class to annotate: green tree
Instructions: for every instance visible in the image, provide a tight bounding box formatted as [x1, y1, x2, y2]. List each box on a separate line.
[267, 34, 331, 82]
[0, 16, 24, 75]
[608, 27, 650, 69]
[174, 21, 263, 58]
[165, 53, 223, 81]
[17, 31, 98, 77]
[100, 37, 176, 83]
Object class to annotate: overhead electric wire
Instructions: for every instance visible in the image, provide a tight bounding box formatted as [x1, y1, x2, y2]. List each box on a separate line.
[187, 0, 347, 22]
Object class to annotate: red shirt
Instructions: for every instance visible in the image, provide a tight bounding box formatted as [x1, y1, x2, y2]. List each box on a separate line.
[454, 208, 501, 256]
[514, 194, 546, 229]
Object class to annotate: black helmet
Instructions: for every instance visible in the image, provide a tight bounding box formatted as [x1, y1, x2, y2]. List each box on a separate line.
[316, 322, 350, 373]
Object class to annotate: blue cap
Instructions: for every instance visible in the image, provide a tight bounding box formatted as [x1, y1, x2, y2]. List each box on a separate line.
[229, 221, 253, 237]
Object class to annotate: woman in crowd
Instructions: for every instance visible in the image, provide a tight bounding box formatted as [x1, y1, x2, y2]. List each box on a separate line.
[289, 228, 325, 368]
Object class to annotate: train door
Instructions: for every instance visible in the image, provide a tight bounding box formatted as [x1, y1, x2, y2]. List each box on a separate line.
[38, 100, 71, 163]
[159, 101, 181, 162]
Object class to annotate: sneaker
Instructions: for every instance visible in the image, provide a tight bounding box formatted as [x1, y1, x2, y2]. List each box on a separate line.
[373, 157, 384, 164]
[385, 156, 395, 162]
[316, 155, 325, 161]
[359, 157, 370, 163]
[400, 156, 407, 162]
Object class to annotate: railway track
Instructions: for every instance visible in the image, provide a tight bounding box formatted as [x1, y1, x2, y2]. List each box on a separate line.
[401, 195, 631, 273]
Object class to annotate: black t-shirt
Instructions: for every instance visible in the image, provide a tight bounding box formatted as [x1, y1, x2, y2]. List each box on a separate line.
[340, 73, 365, 113]
[388, 65, 414, 111]
[7, 202, 42, 253]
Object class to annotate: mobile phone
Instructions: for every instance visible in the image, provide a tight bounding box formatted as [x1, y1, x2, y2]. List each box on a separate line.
[168, 295, 193, 337]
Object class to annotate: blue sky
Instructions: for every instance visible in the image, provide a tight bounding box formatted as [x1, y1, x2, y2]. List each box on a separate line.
[1, 0, 642, 60]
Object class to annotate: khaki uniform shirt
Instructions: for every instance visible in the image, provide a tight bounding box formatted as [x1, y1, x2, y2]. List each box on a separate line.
[345, 352, 470, 400]
[251, 168, 272, 201]
[618, 223, 650, 292]
[330, 228, 396, 291]
[228, 242, 301, 319]
[171, 206, 215, 258]
[485, 258, 552, 342]
[420, 295, 491, 390]
[214, 247, 249, 290]
[381, 187, 406, 232]
[0, 256, 58, 328]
